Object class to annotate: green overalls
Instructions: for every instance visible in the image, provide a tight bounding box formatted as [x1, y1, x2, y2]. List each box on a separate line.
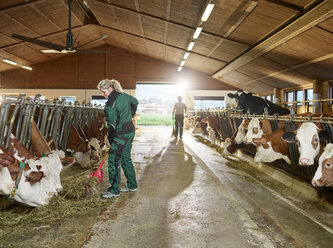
[104, 91, 138, 194]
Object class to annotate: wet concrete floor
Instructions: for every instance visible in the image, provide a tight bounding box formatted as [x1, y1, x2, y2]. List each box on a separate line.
[83, 126, 333, 248]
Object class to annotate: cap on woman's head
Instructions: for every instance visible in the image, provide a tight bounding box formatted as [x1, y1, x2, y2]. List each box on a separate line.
[97, 79, 124, 93]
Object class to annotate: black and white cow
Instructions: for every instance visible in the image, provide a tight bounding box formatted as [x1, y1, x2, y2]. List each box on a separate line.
[227, 90, 290, 115]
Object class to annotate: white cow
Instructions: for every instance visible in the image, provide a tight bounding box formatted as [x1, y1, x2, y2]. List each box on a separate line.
[312, 143, 333, 187]
[243, 118, 272, 144]
[282, 122, 323, 166]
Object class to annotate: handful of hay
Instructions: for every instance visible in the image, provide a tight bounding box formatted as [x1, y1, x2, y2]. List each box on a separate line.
[0, 174, 107, 235]
[62, 174, 99, 200]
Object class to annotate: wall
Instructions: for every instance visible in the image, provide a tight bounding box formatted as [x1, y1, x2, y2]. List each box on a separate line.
[0, 45, 237, 91]
[0, 88, 136, 103]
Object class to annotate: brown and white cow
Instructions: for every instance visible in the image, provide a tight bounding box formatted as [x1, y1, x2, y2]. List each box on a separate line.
[282, 122, 328, 166]
[222, 119, 250, 157]
[66, 124, 91, 168]
[202, 115, 222, 145]
[243, 118, 273, 145]
[312, 143, 333, 187]
[252, 127, 291, 164]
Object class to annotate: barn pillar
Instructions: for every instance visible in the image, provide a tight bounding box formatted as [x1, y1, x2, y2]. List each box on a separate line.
[322, 80, 329, 112]
[313, 79, 323, 113]
[273, 88, 281, 104]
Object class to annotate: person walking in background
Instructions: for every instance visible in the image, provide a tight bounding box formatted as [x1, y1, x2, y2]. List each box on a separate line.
[97, 79, 138, 199]
[172, 96, 187, 139]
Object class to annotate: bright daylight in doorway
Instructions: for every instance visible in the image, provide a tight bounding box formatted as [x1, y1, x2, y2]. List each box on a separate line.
[136, 83, 186, 126]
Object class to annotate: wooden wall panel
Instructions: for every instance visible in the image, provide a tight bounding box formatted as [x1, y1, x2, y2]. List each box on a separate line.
[1, 45, 236, 91]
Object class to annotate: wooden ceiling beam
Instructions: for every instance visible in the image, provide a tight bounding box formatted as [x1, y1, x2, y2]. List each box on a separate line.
[59, 0, 84, 25]
[93, 0, 247, 47]
[163, 0, 172, 44]
[2, 11, 41, 37]
[134, 0, 145, 38]
[0, 32, 18, 43]
[212, 0, 333, 79]
[238, 53, 333, 87]
[0, 0, 46, 12]
[98, 24, 226, 64]
[207, 1, 257, 57]
[31, 4, 63, 31]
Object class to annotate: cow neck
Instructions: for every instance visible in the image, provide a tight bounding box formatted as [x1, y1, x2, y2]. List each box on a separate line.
[7, 161, 25, 200]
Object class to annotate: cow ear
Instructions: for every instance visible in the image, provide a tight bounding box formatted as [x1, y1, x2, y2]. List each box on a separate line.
[227, 93, 235, 99]
[247, 92, 253, 96]
[314, 122, 322, 131]
[318, 130, 329, 143]
[281, 132, 296, 143]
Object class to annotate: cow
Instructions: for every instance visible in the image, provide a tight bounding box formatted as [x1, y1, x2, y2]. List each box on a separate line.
[201, 115, 222, 140]
[312, 143, 333, 187]
[282, 122, 328, 166]
[66, 124, 91, 168]
[227, 90, 290, 115]
[252, 127, 291, 164]
[192, 116, 208, 135]
[243, 118, 273, 145]
[0, 139, 51, 207]
[84, 124, 101, 160]
[222, 119, 250, 157]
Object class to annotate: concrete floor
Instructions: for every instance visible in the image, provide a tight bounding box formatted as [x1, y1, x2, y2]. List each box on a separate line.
[83, 126, 333, 248]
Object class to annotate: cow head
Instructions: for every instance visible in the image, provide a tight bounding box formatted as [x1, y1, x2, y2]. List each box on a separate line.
[227, 90, 251, 113]
[235, 119, 249, 144]
[312, 144, 333, 187]
[243, 118, 270, 144]
[282, 122, 328, 165]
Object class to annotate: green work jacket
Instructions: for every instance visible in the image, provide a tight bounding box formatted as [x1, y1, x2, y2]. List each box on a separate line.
[104, 91, 138, 135]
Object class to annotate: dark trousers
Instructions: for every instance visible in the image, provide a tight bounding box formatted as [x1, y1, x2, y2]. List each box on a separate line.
[175, 114, 184, 138]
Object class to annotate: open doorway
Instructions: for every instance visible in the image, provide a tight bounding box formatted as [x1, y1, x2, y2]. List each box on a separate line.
[136, 83, 185, 126]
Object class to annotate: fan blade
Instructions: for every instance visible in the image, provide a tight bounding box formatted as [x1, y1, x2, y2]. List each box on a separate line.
[41, 49, 68, 54]
[75, 35, 108, 49]
[12, 34, 66, 52]
[76, 49, 111, 54]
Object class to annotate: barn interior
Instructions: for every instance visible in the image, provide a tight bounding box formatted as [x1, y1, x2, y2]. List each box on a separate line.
[1, 0, 333, 247]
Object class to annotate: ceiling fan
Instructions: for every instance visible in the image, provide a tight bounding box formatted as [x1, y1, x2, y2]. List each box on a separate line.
[11, 0, 108, 54]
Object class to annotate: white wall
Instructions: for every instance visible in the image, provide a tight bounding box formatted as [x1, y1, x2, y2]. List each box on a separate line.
[185, 90, 237, 110]
[0, 88, 136, 103]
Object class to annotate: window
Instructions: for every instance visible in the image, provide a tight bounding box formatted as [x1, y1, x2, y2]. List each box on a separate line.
[295, 90, 303, 106]
[194, 96, 225, 110]
[60, 96, 76, 103]
[91, 95, 107, 106]
[305, 89, 313, 105]
[285, 91, 293, 106]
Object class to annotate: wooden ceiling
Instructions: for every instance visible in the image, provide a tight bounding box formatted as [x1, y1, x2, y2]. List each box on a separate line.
[0, 0, 332, 93]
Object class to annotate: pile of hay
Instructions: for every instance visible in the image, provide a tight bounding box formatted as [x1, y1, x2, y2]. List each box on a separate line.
[0, 175, 109, 237]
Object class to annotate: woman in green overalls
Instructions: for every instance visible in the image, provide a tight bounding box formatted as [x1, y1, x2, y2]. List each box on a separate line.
[97, 79, 138, 198]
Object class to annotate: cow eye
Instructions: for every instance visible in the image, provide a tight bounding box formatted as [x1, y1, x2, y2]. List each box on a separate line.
[325, 163, 332, 168]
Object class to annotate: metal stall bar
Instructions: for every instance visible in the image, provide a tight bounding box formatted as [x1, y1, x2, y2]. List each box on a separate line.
[39, 100, 50, 137]
[59, 104, 74, 151]
[51, 100, 65, 149]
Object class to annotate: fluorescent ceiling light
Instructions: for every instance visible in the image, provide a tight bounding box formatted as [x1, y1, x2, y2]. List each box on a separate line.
[193, 27, 203, 39]
[187, 42, 195, 51]
[180, 60, 185, 66]
[177, 66, 183, 72]
[21, 65, 32, 70]
[2, 59, 17, 66]
[183, 52, 190, 60]
[201, 3, 215, 22]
